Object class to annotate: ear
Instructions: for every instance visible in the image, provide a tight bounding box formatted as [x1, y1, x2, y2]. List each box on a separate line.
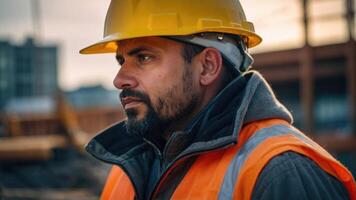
[197, 47, 223, 86]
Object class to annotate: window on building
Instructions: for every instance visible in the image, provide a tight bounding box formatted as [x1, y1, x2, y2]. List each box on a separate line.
[271, 81, 302, 128]
[314, 76, 350, 134]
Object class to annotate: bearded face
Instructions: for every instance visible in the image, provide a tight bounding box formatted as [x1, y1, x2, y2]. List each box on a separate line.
[120, 64, 199, 137]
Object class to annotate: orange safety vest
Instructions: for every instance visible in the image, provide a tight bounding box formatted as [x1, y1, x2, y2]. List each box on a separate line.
[100, 119, 356, 200]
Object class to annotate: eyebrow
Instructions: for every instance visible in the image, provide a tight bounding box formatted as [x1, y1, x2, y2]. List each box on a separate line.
[116, 46, 151, 64]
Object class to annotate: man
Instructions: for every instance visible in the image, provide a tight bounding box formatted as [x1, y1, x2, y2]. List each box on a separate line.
[80, 0, 356, 199]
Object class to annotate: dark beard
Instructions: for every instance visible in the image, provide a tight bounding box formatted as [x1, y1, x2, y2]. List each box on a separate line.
[120, 66, 198, 139]
[124, 100, 167, 138]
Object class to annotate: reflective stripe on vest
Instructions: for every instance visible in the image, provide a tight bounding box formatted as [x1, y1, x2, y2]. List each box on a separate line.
[218, 124, 306, 199]
[232, 126, 356, 200]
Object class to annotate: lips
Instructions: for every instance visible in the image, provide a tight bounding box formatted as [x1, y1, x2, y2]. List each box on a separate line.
[121, 97, 143, 109]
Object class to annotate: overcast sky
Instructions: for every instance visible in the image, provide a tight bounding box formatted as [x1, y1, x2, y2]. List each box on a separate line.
[0, 0, 349, 90]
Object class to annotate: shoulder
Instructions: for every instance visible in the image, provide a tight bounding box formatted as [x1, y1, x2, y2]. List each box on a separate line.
[252, 151, 350, 200]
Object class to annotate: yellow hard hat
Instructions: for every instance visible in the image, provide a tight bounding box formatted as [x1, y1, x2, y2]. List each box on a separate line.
[80, 0, 262, 54]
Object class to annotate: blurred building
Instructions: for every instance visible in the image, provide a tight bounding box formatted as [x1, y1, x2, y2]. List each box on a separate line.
[2, 84, 123, 138]
[0, 37, 58, 111]
[253, 41, 354, 136]
[65, 85, 119, 109]
[64, 85, 124, 135]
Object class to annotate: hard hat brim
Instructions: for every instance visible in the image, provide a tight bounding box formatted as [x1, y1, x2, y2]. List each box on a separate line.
[79, 29, 262, 54]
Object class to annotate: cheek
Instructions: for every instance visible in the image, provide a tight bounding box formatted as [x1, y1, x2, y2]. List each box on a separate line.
[155, 76, 194, 117]
[144, 69, 182, 101]
[142, 59, 189, 111]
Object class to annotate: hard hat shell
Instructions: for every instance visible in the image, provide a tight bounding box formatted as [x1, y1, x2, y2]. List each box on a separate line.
[80, 0, 262, 54]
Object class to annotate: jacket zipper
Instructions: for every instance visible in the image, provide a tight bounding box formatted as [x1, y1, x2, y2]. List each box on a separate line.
[149, 141, 235, 199]
[143, 138, 163, 163]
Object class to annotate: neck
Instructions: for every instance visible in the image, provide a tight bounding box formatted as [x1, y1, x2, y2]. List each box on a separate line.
[162, 110, 198, 140]
[162, 86, 220, 140]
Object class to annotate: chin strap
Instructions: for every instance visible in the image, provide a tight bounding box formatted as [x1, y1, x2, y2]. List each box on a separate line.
[167, 33, 253, 75]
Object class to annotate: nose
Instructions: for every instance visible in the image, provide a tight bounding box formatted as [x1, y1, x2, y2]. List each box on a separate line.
[113, 65, 138, 90]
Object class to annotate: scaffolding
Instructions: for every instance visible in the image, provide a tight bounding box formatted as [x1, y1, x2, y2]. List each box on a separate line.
[253, 0, 356, 151]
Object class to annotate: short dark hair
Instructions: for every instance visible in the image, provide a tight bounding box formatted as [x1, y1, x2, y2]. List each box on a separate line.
[181, 42, 205, 63]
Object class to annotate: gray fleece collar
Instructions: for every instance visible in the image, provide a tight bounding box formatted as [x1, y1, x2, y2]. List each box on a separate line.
[232, 71, 293, 137]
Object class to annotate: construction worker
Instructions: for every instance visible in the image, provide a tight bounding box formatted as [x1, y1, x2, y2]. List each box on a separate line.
[80, 0, 356, 199]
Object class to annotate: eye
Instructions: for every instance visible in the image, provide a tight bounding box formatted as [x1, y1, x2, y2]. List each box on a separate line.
[137, 54, 152, 64]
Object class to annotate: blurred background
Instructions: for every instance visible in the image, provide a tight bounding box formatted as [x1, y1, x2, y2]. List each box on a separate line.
[0, 0, 355, 199]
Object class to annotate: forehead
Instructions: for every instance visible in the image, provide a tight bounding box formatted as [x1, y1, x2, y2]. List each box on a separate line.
[116, 37, 183, 54]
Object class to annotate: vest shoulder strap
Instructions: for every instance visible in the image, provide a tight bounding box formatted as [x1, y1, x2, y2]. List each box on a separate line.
[233, 124, 356, 200]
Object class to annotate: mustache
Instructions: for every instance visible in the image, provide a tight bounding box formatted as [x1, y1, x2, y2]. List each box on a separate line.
[120, 89, 151, 104]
